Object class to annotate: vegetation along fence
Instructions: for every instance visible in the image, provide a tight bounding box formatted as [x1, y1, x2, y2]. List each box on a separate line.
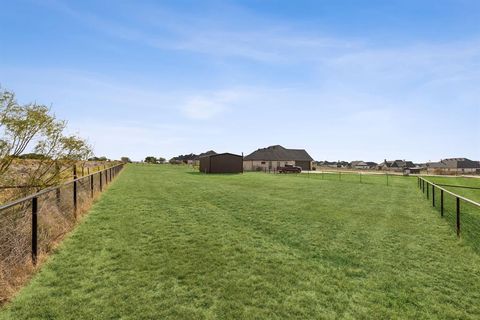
[0, 163, 124, 300]
[418, 177, 480, 252]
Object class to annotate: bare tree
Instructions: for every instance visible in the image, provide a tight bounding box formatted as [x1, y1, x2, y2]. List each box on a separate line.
[0, 89, 92, 197]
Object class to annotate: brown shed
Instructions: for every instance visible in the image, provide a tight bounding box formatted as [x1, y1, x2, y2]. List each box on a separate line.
[199, 153, 243, 174]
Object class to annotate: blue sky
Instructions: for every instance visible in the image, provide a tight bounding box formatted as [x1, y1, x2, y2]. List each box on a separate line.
[1, 0, 479, 162]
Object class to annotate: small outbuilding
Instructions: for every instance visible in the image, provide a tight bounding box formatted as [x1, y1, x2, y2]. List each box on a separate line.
[199, 153, 243, 174]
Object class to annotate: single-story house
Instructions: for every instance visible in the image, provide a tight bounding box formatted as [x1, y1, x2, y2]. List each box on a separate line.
[377, 159, 415, 171]
[349, 161, 370, 170]
[199, 153, 243, 174]
[243, 145, 314, 171]
[426, 158, 480, 174]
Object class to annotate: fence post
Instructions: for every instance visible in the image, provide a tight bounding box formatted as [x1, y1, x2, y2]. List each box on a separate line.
[440, 189, 444, 217]
[422, 179, 425, 193]
[31, 196, 38, 265]
[427, 182, 429, 199]
[456, 197, 460, 237]
[73, 166, 77, 219]
[432, 185, 435, 207]
[99, 171, 103, 191]
[90, 174, 94, 198]
[56, 187, 61, 206]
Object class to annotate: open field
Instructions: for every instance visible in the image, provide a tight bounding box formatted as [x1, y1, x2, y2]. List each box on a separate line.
[426, 176, 480, 203]
[299, 170, 415, 187]
[1, 165, 480, 319]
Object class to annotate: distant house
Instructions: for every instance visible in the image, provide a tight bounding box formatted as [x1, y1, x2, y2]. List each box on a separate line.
[365, 161, 378, 169]
[377, 159, 415, 171]
[199, 153, 243, 174]
[244, 145, 314, 171]
[426, 158, 480, 174]
[316, 161, 330, 167]
[171, 153, 197, 164]
[349, 161, 369, 170]
[193, 150, 217, 166]
[336, 161, 350, 168]
[317, 160, 349, 168]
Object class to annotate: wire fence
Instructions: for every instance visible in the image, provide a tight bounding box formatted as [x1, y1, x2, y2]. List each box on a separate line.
[418, 177, 480, 253]
[0, 163, 124, 303]
[288, 170, 414, 188]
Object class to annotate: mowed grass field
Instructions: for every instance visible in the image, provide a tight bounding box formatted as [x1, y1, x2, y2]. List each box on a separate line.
[1, 165, 480, 319]
[427, 176, 480, 203]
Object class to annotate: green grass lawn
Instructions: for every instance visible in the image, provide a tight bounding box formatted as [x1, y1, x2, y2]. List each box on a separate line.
[426, 176, 480, 203]
[297, 170, 416, 188]
[2, 165, 480, 319]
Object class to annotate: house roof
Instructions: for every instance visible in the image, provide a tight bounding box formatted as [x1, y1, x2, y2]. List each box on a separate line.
[350, 161, 368, 167]
[380, 160, 415, 168]
[244, 145, 313, 161]
[439, 158, 480, 169]
[426, 161, 447, 168]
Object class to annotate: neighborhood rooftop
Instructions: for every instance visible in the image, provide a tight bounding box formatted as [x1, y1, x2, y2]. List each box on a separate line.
[427, 158, 480, 169]
[196, 150, 217, 159]
[244, 145, 313, 161]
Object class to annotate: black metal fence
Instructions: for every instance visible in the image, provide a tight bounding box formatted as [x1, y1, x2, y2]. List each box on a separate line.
[418, 177, 480, 252]
[0, 163, 124, 277]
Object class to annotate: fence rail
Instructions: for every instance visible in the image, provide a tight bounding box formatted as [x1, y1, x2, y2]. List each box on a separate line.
[417, 177, 480, 248]
[0, 163, 124, 273]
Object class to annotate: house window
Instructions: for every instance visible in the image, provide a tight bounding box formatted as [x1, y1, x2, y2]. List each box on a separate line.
[261, 161, 266, 165]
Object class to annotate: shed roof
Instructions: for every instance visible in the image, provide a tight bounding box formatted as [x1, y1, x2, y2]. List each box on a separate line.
[200, 152, 242, 159]
[244, 145, 313, 161]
